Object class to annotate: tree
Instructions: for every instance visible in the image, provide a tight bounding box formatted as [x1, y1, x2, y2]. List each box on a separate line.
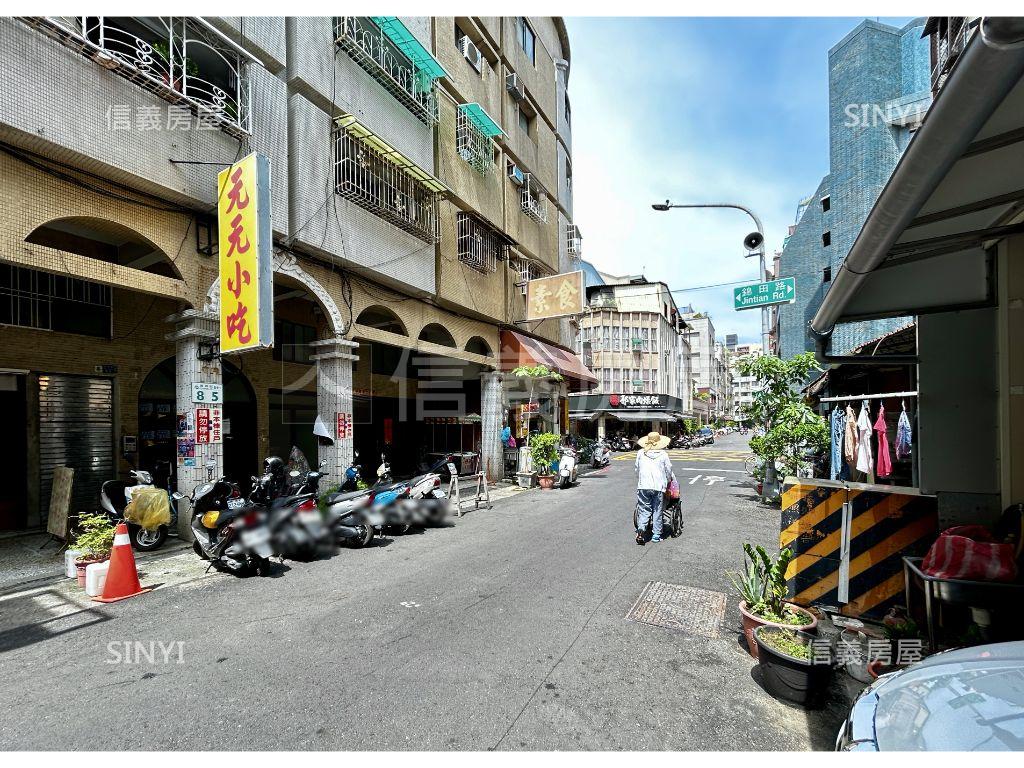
[511, 364, 564, 449]
[736, 352, 828, 483]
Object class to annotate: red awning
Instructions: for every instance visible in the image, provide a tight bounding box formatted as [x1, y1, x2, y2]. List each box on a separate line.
[499, 330, 597, 389]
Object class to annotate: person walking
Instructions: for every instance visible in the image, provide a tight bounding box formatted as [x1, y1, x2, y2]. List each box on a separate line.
[634, 431, 675, 545]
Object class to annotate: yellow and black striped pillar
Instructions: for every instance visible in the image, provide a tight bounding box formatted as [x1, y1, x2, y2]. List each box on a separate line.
[780, 479, 938, 619]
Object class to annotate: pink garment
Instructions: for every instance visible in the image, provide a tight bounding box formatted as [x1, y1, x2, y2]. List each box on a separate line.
[874, 404, 892, 478]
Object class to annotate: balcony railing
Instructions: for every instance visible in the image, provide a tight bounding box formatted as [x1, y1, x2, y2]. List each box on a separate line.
[457, 213, 508, 273]
[456, 108, 494, 176]
[566, 223, 582, 259]
[931, 18, 975, 93]
[334, 117, 446, 243]
[521, 173, 548, 224]
[23, 16, 251, 136]
[334, 16, 440, 125]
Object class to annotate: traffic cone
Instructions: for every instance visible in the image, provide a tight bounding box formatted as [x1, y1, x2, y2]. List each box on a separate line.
[93, 522, 151, 603]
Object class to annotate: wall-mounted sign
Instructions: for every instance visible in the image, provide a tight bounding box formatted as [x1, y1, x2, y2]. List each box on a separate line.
[195, 407, 223, 445]
[218, 152, 274, 354]
[336, 412, 352, 440]
[526, 270, 585, 321]
[94, 364, 118, 375]
[608, 394, 666, 409]
[191, 382, 223, 404]
[733, 277, 796, 311]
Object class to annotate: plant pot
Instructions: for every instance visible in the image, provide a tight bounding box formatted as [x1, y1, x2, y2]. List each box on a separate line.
[537, 474, 555, 490]
[74, 557, 104, 588]
[739, 600, 818, 660]
[754, 626, 832, 708]
[516, 472, 537, 489]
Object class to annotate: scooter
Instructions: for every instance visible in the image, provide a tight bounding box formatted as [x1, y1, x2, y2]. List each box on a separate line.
[557, 446, 578, 489]
[98, 470, 169, 552]
[591, 440, 610, 468]
[187, 477, 273, 576]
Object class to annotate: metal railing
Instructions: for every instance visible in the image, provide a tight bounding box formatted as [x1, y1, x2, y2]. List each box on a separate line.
[334, 122, 441, 243]
[456, 108, 494, 176]
[334, 16, 437, 124]
[521, 173, 548, 224]
[24, 16, 251, 135]
[931, 19, 975, 93]
[456, 213, 506, 273]
[566, 223, 582, 258]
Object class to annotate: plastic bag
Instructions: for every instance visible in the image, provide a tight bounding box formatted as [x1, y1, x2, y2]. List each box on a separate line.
[668, 479, 680, 499]
[124, 487, 171, 530]
[921, 525, 1018, 582]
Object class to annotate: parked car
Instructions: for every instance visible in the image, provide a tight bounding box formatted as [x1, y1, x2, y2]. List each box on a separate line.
[835, 641, 1024, 751]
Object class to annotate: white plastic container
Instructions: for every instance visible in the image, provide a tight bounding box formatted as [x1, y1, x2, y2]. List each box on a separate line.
[65, 549, 84, 578]
[85, 560, 110, 597]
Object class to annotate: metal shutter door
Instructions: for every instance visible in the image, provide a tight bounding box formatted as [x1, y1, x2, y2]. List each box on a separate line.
[38, 374, 114, 514]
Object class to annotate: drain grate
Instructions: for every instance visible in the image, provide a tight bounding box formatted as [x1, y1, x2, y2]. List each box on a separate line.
[626, 581, 727, 638]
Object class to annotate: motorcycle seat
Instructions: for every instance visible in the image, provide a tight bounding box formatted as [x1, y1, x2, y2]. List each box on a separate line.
[325, 488, 371, 505]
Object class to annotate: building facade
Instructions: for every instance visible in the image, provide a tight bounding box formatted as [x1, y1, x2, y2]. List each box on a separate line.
[570, 267, 692, 437]
[681, 311, 732, 422]
[0, 16, 587, 533]
[777, 18, 932, 361]
[730, 342, 763, 422]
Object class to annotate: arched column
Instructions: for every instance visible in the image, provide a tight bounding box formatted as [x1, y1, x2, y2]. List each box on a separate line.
[480, 371, 505, 482]
[310, 338, 360, 480]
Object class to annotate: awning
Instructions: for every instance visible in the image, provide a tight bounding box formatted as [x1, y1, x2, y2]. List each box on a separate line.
[370, 17, 449, 81]
[500, 330, 597, 389]
[459, 102, 506, 137]
[335, 114, 450, 193]
[811, 18, 1024, 344]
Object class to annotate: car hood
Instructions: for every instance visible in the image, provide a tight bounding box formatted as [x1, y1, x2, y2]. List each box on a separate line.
[874, 642, 1024, 751]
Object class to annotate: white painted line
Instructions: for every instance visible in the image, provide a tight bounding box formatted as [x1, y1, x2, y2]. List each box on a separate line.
[678, 467, 746, 474]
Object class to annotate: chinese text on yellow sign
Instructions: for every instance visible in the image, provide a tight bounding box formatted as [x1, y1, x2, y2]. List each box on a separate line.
[525, 270, 584, 321]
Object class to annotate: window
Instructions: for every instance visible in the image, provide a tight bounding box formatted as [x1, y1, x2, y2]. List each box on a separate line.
[564, 93, 571, 127]
[517, 17, 536, 64]
[456, 213, 506, 273]
[273, 319, 316, 364]
[0, 265, 111, 338]
[455, 21, 468, 49]
[823, 266, 832, 283]
[565, 158, 573, 193]
[518, 106, 532, 136]
[612, 326, 621, 351]
[821, 195, 831, 212]
[822, 231, 832, 247]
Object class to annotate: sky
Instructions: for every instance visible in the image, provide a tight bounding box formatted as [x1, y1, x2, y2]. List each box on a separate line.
[566, 16, 911, 344]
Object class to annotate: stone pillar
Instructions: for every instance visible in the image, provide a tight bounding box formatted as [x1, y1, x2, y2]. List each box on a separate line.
[598, 415, 606, 439]
[310, 337, 359, 482]
[165, 309, 222, 541]
[480, 371, 504, 482]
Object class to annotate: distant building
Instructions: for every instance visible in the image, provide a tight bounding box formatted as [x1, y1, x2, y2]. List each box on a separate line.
[730, 343, 764, 422]
[777, 18, 932, 361]
[681, 312, 732, 422]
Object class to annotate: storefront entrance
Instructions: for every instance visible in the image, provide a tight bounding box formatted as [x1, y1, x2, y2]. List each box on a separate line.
[0, 372, 28, 530]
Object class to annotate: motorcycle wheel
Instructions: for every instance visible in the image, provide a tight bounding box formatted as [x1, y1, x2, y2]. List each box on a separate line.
[347, 524, 375, 548]
[192, 540, 209, 560]
[388, 523, 411, 535]
[130, 523, 167, 552]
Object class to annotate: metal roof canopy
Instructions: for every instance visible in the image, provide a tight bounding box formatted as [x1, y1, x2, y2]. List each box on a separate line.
[810, 18, 1024, 347]
[335, 114, 450, 193]
[459, 102, 505, 137]
[370, 17, 449, 81]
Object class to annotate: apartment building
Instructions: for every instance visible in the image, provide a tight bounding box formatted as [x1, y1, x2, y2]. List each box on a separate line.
[729, 342, 763, 422]
[0, 16, 588, 533]
[777, 18, 932, 363]
[681, 311, 732, 421]
[569, 267, 693, 438]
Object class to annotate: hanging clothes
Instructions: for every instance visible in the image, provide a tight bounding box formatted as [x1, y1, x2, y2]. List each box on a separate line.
[830, 406, 846, 480]
[844, 404, 858, 475]
[874, 403, 892, 478]
[896, 404, 913, 460]
[856, 403, 873, 476]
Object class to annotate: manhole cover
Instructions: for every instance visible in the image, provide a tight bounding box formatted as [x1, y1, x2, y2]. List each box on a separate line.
[626, 581, 727, 638]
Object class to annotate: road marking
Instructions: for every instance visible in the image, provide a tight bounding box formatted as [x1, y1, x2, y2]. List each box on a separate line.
[400, 601, 421, 608]
[677, 467, 746, 474]
[688, 475, 701, 485]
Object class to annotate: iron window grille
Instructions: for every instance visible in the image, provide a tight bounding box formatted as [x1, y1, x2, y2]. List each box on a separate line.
[520, 173, 548, 223]
[456, 108, 494, 176]
[334, 16, 438, 124]
[566, 223, 582, 258]
[23, 16, 251, 136]
[1, 264, 111, 337]
[511, 257, 538, 284]
[334, 122, 441, 243]
[457, 213, 507, 273]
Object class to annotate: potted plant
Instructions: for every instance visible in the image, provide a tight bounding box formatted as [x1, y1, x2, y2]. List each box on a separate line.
[753, 626, 832, 707]
[530, 433, 560, 490]
[729, 543, 817, 659]
[71, 513, 116, 587]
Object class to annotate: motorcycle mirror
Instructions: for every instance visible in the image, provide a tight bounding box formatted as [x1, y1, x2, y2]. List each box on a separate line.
[319, 459, 328, 468]
[205, 459, 217, 470]
[171, 492, 186, 500]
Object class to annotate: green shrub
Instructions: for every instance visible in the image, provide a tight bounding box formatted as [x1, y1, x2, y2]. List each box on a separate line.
[759, 628, 812, 660]
[72, 512, 116, 561]
[530, 433, 560, 475]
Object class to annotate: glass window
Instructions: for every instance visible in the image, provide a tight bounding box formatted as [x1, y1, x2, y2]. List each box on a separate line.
[642, 327, 649, 351]
[518, 106, 532, 137]
[518, 17, 536, 64]
[273, 319, 316, 364]
[612, 326, 620, 351]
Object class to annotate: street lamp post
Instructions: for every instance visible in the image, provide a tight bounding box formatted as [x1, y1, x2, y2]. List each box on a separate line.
[651, 201, 769, 355]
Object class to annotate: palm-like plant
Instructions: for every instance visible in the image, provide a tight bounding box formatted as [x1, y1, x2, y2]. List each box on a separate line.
[729, 543, 795, 620]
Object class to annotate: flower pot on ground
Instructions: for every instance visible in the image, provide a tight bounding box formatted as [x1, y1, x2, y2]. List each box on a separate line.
[516, 472, 537, 489]
[71, 512, 116, 587]
[754, 625, 832, 708]
[537, 474, 555, 490]
[74, 556, 106, 588]
[529, 433, 560, 492]
[729, 543, 817, 659]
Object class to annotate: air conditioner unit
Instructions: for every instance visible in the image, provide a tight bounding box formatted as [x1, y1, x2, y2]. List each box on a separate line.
[507, 162, 525, 186]
[506, 71, 524, 101]
[460, 36, 482, 72]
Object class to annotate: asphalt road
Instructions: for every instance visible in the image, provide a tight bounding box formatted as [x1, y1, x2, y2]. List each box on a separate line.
[0, 434, 847, 750]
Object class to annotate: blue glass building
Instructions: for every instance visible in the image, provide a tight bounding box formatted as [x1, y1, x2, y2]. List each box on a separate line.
[778, 18, 931, 360]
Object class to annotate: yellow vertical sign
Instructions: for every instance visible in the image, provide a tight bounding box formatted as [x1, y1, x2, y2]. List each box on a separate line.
[218, 152, 273, 353]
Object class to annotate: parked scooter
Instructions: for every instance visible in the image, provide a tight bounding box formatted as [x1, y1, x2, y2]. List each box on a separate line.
[610, 435, 632, 452]
[98, 470, 169, 552]
[187, 476, 273, 576]
[557, 446, 578, 489]
[591, 439, 610, 468]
